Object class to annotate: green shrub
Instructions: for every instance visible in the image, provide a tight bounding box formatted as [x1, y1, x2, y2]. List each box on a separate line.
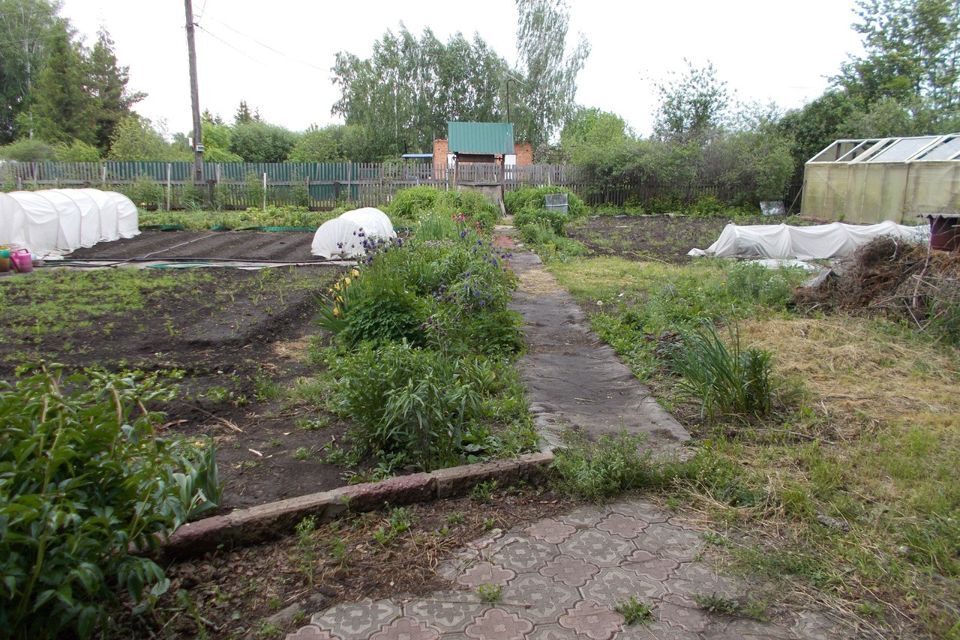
[386, 185, 442, 220]
[0, 138, 56, 162]
[514, 207, 568, 235]
[326, 342, 528, 469]
[54, 140, 100, 162]
[670, 324, 776, 421]
[552, 433, 667, 501]
[505, 186, 586, 218]
[126, 175, 163, 210]
[0, 366, 220, 638]
[518, 221, 586, 261]
[245, 171, 265, 208]
[386, 186, 499, 230]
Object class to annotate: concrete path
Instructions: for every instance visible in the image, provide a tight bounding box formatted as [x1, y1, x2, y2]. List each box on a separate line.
[285, 228, 849, 639]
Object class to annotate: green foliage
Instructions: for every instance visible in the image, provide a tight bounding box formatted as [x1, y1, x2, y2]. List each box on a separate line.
[0, 138, 55, 161]
[654, 59, 730, 143]
[332, 27, 512, 157]
[54, 139, 100, 161]
[669, 324, 776, 421]
[23, 29, 96, 145]
[109, 116, 182, 161]
[385, 186, 499, 230]
[505, 185, 586, 218]
[551, 433, 667, 501]
[0, 366, 219, 638]
[325, 342, 530, 470]
[518, 220, 586, 261]
[86, 29, 144, 153]
[288, 124, 377, 163]
[125, 175, 163, 209]
[615, 596, 653, 625]
[560, 108, 632, 165]
[229, 122, 297, 163]
[139, 206, 340, 231]
[476, 584, 502, 603]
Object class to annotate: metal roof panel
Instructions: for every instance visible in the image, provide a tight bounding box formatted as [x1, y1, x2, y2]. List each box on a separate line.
[448, 122, 515, 154]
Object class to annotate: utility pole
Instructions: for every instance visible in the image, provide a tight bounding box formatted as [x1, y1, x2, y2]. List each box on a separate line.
[184, 0, 203, 184]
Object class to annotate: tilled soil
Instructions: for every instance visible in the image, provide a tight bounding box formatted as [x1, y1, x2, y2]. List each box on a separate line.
[1, 263, 352, 510]
[67, 230, 322, 262]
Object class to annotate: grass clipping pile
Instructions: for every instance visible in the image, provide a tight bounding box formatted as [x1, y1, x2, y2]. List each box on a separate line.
[797, 236, 960, 339]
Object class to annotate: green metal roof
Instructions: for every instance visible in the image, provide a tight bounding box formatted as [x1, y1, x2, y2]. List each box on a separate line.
[448, 122, 514, 154]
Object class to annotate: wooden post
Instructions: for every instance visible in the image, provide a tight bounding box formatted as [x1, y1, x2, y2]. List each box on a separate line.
[165, 163, 172, 211]
[262, 172, 267, 211]
[101, 162, 107, 188]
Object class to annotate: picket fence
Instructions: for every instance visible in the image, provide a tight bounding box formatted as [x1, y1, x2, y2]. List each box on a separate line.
[0, 160, 745, 210]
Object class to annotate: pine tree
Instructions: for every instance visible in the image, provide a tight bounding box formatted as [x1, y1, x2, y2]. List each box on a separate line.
[86, 29, 144, 153]
[29, 28, 96, 144]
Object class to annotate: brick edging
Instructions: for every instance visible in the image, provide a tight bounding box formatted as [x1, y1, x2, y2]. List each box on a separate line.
[161, 451, 554, 559]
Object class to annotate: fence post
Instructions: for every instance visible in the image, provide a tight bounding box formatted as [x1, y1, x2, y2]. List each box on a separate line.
[262, 172, 267, 211]
[100, 162, 107, 188]
[165, 163, 172, 211]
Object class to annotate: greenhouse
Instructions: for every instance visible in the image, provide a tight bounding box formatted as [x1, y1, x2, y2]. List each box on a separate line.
[801, 134, 960, 223]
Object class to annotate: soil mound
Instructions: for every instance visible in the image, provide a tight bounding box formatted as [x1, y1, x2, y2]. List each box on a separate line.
[797, 237, 960, 339]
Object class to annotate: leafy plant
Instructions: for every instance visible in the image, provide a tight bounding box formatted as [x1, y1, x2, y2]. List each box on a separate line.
[615, 596, 653, 625]
[693, 593, 742, 616]
[551, 432, 667, 501]
[476, 584, 502, 603]
[670, 324, 776, 420]
[470, 480, 497, 503]
[0, 366, 220, 638]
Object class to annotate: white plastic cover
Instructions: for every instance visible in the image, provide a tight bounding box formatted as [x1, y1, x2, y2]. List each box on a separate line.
[688, 221, 929, 260]
[0, 188, 139, 257]
[311, 207, 396, 259]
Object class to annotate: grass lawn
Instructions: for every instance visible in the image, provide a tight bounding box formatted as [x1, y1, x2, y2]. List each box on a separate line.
[547, 232, 960, 638]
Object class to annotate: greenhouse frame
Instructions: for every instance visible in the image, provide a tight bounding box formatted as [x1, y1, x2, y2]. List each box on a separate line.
[801, 134, 960, 223]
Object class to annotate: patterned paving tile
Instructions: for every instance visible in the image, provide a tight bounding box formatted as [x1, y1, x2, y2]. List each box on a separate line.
[580, 567, 666, 604]
[284, 625, 340, 640]
[311, 599, 400, 638]
[457, 562, 515, 588]
[559, 529, 635, 567]
[633, 524, 703, 562]
[436, 548, 481, 582]
[666, 564, 742, 599]
[540, 556, 601, 587]
[464, 608, 534, 640]
[526, 622, 580, 639]
[606, 501, 669, 524]
[557, 505, 610, 527]
[485, 535, 560, 573]
[369, 616, 439, 640]
[404, 596, 483, 634]
[467, 529, 505, 551]
[656, 598, 712, 633]
[558, 600, 624, 640]
[525, 519, 577, 544]
[702, 618, 795, 639]
[596, 514, 647, 540]
[622, 555, 679, 582]
[618, 621, 701, 639]
[502, 572, 582, 624]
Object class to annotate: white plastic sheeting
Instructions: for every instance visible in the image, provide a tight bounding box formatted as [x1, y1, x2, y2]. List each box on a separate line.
[311, 207, 396, 259]
[0, 188, 139, 257]
[688, 221, 929, 260]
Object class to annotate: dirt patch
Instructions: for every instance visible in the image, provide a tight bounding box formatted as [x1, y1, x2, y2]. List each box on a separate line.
[0, 264, 355, 511]
[67, 230, 322, 262]
[105, 486, 577, 639]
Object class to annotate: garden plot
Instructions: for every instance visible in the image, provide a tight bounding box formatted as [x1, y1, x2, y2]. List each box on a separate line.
[0, 264, 353, 510]
[66, 229, 321, 262]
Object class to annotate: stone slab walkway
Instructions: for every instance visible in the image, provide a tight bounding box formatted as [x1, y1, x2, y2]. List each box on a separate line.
[285, 228, 850, 640]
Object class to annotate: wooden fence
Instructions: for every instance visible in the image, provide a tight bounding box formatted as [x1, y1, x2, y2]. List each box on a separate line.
[0, 160, 745, 210]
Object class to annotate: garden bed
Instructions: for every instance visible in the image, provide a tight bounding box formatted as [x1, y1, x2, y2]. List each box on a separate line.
[0, 264, 356, 510]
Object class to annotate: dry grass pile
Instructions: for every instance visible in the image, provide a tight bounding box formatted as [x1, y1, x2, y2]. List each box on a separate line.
[797, 238, 960, 341]
[740, 317, 960, 437]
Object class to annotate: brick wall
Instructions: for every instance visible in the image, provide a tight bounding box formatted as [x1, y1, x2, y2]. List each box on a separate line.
[514, 142, 533, 166]
[433, 139, 449, 178]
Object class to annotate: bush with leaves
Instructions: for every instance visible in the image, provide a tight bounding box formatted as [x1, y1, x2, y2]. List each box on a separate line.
[325, 342, 533, 470]
[0, 366, 220, 638]
[385, 186, 499, 230]
[504, 185, 586, 218]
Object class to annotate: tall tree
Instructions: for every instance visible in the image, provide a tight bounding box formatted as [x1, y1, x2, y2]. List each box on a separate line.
[653, 60, 730, 143]
[234, 100, 254, 125]
[86, 29, 145, 153]
[514, 0, 590, 148]
[0, 0, 65, 142]
[331, 26, 511, 157]
[28, 28, 96, 144]
[837, 0, 960, 119]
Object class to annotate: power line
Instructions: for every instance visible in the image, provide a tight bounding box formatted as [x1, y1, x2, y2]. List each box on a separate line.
[194, 24, 271, 67]
[201, 15, 326, 71]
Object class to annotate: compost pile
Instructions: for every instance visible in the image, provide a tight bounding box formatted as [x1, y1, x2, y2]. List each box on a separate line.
[797, 237, 960, 339]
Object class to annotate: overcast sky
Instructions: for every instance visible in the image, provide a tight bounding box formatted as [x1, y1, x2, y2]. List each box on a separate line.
[58, 0, 863, 138]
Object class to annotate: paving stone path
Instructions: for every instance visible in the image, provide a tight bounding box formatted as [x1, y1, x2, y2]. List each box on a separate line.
[286, 228, 849, 639]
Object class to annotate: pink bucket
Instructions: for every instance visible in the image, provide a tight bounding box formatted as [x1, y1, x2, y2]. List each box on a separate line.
[10, 249, 33, 273]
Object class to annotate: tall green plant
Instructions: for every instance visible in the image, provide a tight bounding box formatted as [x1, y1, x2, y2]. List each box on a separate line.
[0, 366, 220, 638]
[670, 324, 776, 421]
